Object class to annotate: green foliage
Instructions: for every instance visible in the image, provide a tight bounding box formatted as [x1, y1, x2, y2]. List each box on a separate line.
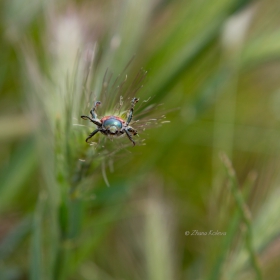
[1, 0, 280, 279]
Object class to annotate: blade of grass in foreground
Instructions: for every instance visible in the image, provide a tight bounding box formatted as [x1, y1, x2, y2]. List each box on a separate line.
[62, 182, 131, 278]
[212, 153, 262, 280]
[207, 169, 258, 280]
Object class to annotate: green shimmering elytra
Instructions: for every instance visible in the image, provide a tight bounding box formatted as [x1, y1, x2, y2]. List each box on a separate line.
[103, 118, 123, 130]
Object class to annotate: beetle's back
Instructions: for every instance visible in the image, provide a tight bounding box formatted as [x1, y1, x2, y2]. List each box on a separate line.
[101, 116, 125, 135]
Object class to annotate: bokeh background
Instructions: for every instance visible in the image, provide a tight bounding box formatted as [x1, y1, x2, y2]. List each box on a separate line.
[1, 0, 280, 279]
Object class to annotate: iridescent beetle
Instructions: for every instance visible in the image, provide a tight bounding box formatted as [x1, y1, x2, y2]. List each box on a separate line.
[81, 98, 139, 146]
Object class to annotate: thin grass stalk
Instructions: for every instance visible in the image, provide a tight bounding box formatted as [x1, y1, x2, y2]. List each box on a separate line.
[220, 153, 262, 280]
[208, 167, 258, 280]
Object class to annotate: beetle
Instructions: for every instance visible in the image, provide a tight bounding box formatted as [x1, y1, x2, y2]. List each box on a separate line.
[81, 97, 139, 146]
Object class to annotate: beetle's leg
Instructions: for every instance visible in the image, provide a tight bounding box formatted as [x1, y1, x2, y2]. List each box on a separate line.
[90, 101, 101, 120]
[86, 128, 100, 143]
[124, 128, 135, 146]
[127, 126, 137, 135]
[81, 115, 102, 127]
[126, 97, 139, 125]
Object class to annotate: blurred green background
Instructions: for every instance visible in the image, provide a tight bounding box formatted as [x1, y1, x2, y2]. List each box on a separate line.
[1, 0, 280, 279]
